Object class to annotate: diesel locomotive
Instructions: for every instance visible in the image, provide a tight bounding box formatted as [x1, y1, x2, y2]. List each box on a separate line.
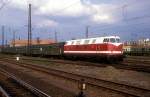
[2, 36, 124, 62]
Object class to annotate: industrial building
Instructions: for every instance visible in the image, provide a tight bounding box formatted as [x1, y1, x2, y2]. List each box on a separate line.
[123, 38, 150, 56]
[9, 39, 55, 47]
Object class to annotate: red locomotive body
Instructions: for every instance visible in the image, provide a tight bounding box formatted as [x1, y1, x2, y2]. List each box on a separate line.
[64, 36, 123, 61]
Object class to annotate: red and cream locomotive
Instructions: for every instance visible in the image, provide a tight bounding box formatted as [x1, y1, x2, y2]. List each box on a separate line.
[2, 35, 123, 62]
[64, 36, 123, 61]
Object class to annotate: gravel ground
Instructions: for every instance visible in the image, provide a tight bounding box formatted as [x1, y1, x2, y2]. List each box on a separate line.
[0, 62, 76, 97]
[18, 58, 150, 90]
[0, 61, 129, 97]
[0, 54, 150, 96]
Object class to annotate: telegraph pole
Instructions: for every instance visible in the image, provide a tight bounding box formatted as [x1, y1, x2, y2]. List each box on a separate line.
[1, 26, 4, 52]
[28, 3, 32, 55]
[86, 26, 89, 38]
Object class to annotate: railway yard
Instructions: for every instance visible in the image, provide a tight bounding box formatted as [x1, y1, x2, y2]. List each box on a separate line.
[1, 0, 150, 97]
[0, 54, 150, 97]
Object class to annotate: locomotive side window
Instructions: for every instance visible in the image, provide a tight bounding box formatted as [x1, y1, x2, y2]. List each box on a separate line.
[76, 41, 80, 45]
[84, 40, 90, 44]
[92, 39, 96, 44]
[71, 41, 74, 45]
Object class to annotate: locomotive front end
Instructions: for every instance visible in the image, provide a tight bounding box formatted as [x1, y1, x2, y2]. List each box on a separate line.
[103, 36, 123, 61]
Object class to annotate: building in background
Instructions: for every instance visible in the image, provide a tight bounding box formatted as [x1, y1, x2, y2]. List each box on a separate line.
[123, 38, 150, 56]
[9, 38, 55, 47]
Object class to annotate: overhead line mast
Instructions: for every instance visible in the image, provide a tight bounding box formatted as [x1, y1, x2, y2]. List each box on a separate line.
[86, 26, 89, 38]
[28, 4, 32, 55]
[13, 31, 15, 47]
[1, 26, 4, 52]
[55, 30, 57, 42]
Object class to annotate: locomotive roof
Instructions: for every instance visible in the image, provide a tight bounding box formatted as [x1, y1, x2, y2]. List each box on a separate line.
[65, 36, 120, 45]
[67, 36, 120, 41]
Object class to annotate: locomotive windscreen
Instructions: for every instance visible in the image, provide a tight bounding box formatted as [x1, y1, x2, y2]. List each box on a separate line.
[103, 38, 120, 43]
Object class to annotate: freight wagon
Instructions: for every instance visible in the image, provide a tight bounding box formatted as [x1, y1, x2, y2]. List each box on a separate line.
[2, 42, 65, 56]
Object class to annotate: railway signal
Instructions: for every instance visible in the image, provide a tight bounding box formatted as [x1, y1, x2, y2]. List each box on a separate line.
[16, 56, 20, 61]
[77, 79, 86, 97]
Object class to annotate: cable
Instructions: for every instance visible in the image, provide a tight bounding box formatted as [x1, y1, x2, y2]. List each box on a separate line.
[50, 0, 140, 18]
[125, 14, 150, 21]
[35, 0, 80, 18]
[0, 0, 11, 11]
[87, 0, 150, 29]
[91, 21, 150, 33]
[52, 0, 80, 15]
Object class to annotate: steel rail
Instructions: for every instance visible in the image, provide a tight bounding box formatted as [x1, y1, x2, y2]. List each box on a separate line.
[0, 59, 150, 97]
[1, 56, 150, 72]
[14, 57, 150, 73]
[0, 68, 51, 97]
[0, 86, 11, 97]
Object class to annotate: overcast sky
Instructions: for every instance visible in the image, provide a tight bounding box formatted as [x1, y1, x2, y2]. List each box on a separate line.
[0, 0, 150, 43]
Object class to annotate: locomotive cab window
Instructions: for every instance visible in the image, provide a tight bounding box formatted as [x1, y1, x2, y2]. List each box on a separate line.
[103, 38, 109, 43]
[116, 38, 120, 43]
[110, 38, 116, 43]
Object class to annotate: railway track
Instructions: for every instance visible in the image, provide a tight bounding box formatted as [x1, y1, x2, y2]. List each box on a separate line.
[0, 58, 150, 97]
[0, 67, 51, 97]
[12, 56, 150, 73]
[124, 59, 150, 65]
[1, 55, 150, 72]
[126, 56, 150, 60]
[124, 56, 150, 64]
[0, 86, 10, 97]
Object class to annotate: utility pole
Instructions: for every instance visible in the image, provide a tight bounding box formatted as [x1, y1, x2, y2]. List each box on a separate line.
[86, 26, 89, 38]
[28, 3, 32, 55]
[55, 30, 57, 42]
[5, 40, 7, 46]
[13, 31, 15, 47]
[1, 26, 4, 52]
